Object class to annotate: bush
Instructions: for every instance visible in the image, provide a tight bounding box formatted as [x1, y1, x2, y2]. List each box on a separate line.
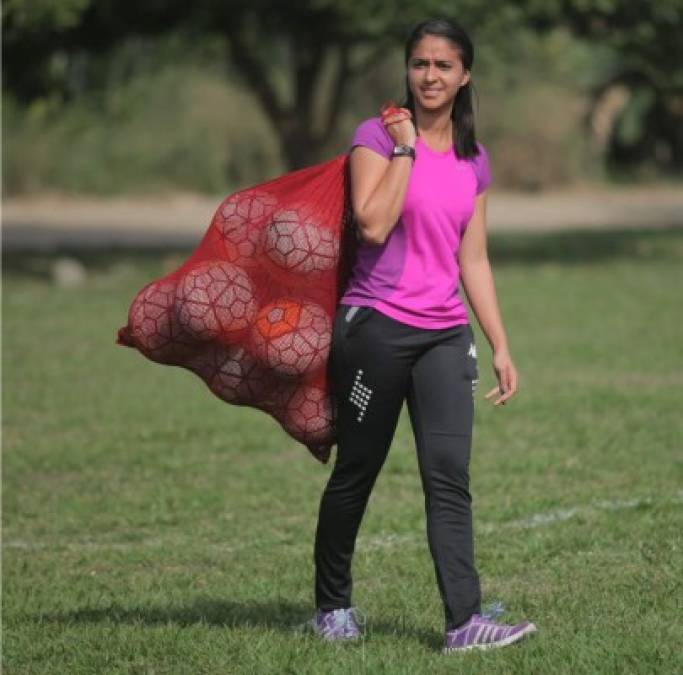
[3, 64, 283, 196]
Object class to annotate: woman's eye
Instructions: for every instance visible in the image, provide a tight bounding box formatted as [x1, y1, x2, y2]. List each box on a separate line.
[412, 62, 451, 69]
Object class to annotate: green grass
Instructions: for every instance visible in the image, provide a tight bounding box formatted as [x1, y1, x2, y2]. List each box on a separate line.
[3, 227, 682, 673]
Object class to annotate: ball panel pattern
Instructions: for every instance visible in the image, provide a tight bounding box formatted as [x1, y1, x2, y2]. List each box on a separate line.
[188, 343, 276, 407]
[127, 281, 196, 365]
[216, 190, 278, 266]
[176, 261, 257, 341]
[250, 299, 331, 378]
[117, 154, 354, 462]
[261, 206, 340, 283]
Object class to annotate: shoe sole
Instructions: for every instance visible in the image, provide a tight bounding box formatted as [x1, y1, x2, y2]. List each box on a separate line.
[322, 635, 362, 643]
[296, 619, 363, 642]
[442, 623, 537, 654]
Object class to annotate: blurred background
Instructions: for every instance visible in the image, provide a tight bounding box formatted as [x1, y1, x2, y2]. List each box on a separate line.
[3, 2, 682, 672]
[3, 0, 682, 195]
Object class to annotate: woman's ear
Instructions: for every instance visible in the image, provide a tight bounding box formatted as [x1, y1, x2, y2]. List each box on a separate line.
[461, 70, 471, 87]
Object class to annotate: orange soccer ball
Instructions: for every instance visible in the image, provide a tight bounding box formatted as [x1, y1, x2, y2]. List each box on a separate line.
[250, 298, 331, 379]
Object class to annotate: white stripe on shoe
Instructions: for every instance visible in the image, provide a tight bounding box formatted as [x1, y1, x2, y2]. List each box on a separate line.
[443, 621, 539, 654]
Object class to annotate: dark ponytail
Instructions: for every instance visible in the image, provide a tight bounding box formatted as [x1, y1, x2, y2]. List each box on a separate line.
[399, 18, 480, 159]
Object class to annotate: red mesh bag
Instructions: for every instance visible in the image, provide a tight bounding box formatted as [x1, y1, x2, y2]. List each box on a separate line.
[116, 154, 358, 463]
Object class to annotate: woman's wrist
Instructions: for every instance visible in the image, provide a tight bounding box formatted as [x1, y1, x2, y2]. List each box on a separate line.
[489, 336, 510, 354]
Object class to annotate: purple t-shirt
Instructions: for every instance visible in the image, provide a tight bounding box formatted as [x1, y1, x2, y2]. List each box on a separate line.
[340, 116, 491, 329]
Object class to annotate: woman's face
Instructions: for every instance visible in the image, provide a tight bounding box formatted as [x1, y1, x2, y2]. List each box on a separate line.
[407, 35, 470, 111]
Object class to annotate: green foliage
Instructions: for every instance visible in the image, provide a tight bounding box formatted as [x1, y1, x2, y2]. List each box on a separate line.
[474, 28, 599, 188]
[521, 0, 683, 86]
[3, 62, 283, 195]
[3, 0, 681, 192]
[3, 26, 609, 194]
[616, 87, 654, 145]
[519, 0, 683, 172]
[3, 0, 90, 31]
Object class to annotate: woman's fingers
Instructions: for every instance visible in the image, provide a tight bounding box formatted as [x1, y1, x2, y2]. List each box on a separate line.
[380, 102, 412, 126]
[484, 372, 517, 406]
[497, 388, 514, 405]
[507, 367, 518, 396]
[484, 386, 498, 400]
[382, 111, 411, 126]
[485, 385, 508, 406]
[381, 101, 411, 117]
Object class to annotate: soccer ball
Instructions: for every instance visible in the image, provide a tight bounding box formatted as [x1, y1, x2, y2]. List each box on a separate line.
[175, 261, 258, 341]
[126, 281, 195, 364]
[250, 298, 331, 378]
[260, 207, 339, 283]
[276, 383, 335, 446]
[187, 342, 275, 406]
[215, 190, 278, 266]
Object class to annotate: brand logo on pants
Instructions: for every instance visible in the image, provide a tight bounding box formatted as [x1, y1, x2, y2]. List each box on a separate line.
[348, 369, 372, 423]
[468, 343, 478, 397]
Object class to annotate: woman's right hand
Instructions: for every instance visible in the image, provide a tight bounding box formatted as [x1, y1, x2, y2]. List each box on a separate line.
[380, 103, 416, 147]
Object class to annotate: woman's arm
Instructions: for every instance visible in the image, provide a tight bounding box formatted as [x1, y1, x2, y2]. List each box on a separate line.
[349, 147, 413, 245]
[349, 109, 416, 246]
[458, 192, 518, 405]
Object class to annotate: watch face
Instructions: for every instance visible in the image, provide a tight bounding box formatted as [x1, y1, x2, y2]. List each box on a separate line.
[393, 145, 414, 157]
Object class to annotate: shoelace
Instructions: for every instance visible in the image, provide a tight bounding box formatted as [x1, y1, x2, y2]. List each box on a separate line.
[295, 606, 368, 636]
[480, 600, 506, 621]
[446, 600, 508, 638]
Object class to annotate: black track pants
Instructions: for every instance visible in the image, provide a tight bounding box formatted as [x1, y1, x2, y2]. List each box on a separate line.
[314, 304, 482, 631]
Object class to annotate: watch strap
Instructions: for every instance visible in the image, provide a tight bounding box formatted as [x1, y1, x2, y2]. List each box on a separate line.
[391, 144, 416, 160]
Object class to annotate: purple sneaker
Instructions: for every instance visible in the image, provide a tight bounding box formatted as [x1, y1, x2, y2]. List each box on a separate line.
[302, 606, 366, 641]
[443, 611, 537, 653]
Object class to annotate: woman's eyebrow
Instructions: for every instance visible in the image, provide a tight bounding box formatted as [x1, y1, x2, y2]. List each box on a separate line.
[411, 57, 453, 64]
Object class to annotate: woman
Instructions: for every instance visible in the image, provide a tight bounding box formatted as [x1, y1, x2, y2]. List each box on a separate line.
[305, 17, 538, 653]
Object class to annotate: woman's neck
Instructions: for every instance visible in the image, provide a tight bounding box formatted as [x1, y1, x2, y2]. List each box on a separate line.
[415, 107, 453, 146]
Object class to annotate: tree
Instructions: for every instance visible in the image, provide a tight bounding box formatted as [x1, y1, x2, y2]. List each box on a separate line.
[3, 0, 500, 168]
[520, 0, 683, 170]
[4, 0, 681, 171]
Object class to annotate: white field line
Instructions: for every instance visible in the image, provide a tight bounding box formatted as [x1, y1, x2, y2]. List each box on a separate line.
[4, 491, 682, 554]
[358, 491, 683, 552]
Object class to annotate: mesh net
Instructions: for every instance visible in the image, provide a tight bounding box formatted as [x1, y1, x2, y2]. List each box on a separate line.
[116, 154, 358, 463]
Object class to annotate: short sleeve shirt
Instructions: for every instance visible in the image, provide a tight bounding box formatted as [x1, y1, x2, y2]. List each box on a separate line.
[340, 116, 491, 329]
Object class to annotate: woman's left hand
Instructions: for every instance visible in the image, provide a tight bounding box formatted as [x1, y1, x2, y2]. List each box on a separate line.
[484, 347, 518, 406]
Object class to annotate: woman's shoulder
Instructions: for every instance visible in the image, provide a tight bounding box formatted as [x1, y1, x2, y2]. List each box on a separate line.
[354, 115, 387, 135]
[470, 140, 492, 194]
[472, 140, 489, 160]
[348, 116, 393, 159]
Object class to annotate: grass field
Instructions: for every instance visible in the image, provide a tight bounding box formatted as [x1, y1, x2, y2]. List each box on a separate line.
[3, 226, 682, 674]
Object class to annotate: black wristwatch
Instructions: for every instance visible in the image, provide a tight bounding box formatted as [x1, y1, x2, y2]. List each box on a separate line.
[391, 144, 416, 161]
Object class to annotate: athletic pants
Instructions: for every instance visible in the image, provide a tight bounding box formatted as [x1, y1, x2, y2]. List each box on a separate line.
[314, 303, 482, 631]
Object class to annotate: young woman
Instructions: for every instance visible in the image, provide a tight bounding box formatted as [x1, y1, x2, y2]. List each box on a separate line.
[305, 17, 538, 653]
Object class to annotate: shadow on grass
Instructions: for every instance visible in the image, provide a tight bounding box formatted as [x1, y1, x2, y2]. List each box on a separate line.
[32, 597, 440, 648]
[4, 226, 683, 283]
